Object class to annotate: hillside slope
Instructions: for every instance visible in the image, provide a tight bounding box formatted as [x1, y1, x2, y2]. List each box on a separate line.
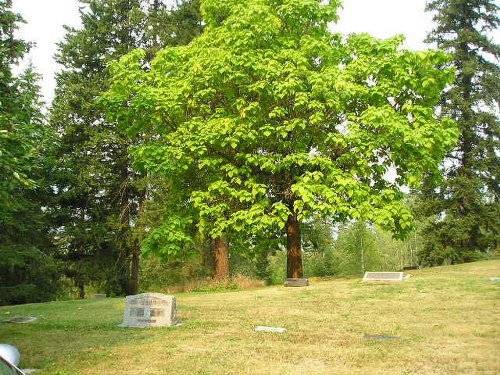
[1, 260, 499, 374]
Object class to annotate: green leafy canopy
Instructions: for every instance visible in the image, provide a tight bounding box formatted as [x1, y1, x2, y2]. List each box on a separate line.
[103, 0, 458, 249]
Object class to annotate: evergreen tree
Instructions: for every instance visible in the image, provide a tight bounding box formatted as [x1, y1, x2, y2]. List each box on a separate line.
[0, 1, 59, 305]
[418, 0, 499, 264]
[0, 0, 31, 194]
[51, 0, 202, 297]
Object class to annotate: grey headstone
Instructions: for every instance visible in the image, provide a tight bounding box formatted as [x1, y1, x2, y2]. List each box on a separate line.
[120, 293, 177, 328]
[363, 272, 404, 282]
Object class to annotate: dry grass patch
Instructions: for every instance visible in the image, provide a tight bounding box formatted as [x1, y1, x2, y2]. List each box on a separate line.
[0, 260, 498, 374]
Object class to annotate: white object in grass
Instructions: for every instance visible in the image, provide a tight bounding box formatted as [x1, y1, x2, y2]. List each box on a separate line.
[255, 326, 286, 333]
[362, 272, 404, 282]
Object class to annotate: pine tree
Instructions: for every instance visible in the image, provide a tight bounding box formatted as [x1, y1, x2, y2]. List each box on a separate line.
[0, 1, 59, 305]
[51, 0, 202, 297]
[418, 0, 499, 264]
[0, 0, 31, 195]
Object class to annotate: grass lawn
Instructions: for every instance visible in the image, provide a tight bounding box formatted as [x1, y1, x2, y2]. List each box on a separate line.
[1, 260, 499, 374]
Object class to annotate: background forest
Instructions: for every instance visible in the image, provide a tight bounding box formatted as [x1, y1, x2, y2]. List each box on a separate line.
[0, 0, 498, 306]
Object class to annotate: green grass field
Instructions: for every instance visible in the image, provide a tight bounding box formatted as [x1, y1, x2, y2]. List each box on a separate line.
[1, 260, 499, 374]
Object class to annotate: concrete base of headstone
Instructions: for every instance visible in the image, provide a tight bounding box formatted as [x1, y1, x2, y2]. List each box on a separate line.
[283, 278, 309, 287]
[92, 294, 107, 298]
[120, 292, 178, 328]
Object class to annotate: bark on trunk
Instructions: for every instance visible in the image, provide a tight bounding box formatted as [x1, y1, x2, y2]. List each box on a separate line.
[286, 213, 304, 278]
[77, 280, 85, 299]
[129, 243, 140, 295]
[119, 158, 133, 295]
[214, 236, 229, 280]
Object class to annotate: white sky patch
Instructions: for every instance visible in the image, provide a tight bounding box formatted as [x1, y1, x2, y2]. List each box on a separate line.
[332, 0, 435, 51]
[13, 0, 498, 105]
[12, 0, 82, 104]
[11, 0, 436, 104]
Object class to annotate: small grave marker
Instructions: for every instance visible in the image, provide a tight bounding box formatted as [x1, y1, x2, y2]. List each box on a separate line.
[4, 316, 38, 324]
[120, 292, 178, 328]
[284, 278, 309, 287]
[362, 272, 404, 282]
[255, 326, 286, 333]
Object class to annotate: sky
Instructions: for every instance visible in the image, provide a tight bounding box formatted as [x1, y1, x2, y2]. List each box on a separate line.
[11, 0, 437, 104]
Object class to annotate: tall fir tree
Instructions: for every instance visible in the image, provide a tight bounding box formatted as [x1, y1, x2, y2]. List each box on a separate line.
[418, 0, 499, 264]
[0, 1, 59, 305]
[51, 0, 202, 297]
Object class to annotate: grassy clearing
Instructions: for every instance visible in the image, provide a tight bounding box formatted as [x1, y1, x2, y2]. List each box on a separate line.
[1, 260, 499, 375]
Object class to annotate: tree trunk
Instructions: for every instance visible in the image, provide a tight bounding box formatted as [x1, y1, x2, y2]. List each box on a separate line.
[360, 234, 365, 273]
[286, 213, 304, 278]
[128, 188, 147, 296]
[214, 236, 229, 280]
[119, 157, 132, 295]
[76, 279, 85, 299]
[129, 242, 140, 295]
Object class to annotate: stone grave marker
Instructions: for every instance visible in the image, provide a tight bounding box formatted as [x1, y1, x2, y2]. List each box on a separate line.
[362, 271, 404, 282]
[120, 292, 177, 328]
[255, 326, 286, 333]
[283, 278, 309, 287]
[4, 316, 38, 324]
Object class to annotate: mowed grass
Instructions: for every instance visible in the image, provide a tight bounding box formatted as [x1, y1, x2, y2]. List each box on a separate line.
[1, 260, 499, 375]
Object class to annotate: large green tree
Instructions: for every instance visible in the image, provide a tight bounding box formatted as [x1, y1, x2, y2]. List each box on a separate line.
[417, 0, 499, 264]
[51, 0, 202, 297]
[0, 0, 33, 194]
[0, 1, 59, 305]
[104, 0, 458, 279]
